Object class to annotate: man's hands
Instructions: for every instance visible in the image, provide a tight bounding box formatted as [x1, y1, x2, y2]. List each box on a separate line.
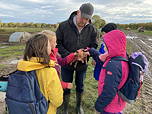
[69, 48, 90, 66]
[76, 49, 90, 63]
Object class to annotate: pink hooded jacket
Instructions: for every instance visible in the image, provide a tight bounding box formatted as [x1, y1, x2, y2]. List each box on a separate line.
[95, 30, 129, 113]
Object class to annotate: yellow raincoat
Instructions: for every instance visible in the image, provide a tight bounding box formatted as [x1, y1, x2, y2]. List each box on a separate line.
[17, 57, 63, 114]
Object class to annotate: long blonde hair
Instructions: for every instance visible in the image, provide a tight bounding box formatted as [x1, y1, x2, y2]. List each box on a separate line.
[40, 30, 61, 57]
[40, 30, 56, 42]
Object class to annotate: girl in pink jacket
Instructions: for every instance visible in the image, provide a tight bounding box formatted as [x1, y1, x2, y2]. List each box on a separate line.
[95, 30, 129, 114]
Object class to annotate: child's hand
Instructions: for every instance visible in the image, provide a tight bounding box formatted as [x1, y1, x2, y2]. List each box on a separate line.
[67, 83, 73, 89]
[99, 52, 109, 62]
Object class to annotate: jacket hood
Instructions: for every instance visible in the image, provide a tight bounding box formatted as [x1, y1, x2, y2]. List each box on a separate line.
[50, 48, 58, 61]
[69, 11, 77, 21]
[103, 30, 127, 58]
[17, 57, 56, 71]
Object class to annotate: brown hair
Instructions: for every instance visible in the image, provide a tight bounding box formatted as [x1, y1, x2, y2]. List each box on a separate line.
[23, 33, 50, 65]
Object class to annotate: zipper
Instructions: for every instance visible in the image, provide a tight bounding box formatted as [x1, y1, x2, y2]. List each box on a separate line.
[77, 34, 80, 48]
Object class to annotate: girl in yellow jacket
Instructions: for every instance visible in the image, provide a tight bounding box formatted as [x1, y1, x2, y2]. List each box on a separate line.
[17, 33, 63, 114]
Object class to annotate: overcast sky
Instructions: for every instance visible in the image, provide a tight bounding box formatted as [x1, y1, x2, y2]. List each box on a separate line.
[0, 0, 152, 24]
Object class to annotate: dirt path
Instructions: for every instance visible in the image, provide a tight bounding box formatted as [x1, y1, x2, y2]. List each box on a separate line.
[124, 31, 152, 114]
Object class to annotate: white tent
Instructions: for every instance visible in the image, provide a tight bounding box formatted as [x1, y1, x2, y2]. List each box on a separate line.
[9, 32, 31, 43]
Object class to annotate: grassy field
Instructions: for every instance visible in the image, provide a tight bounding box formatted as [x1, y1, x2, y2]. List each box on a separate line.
[130, 30, 152, 36]
[0, 44, 25, 60]
[141, 30, 152, 36]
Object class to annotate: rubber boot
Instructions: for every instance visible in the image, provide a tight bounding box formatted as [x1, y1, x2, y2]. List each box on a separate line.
[76, 92, 84, 114]
[63, 94, 70, 114]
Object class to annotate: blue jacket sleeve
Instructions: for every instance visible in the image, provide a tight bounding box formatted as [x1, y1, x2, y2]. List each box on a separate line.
[95, 60, 122, 112]
[89, 48, 104, 65]
[99, 43, 105, 54]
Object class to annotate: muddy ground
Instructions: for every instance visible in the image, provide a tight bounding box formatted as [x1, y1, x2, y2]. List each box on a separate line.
[123, 31, 152, 114]
[0, 31, 152, 114]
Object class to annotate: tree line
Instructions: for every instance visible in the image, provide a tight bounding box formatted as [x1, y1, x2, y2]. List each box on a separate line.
[0, 15, 106, 30]
[117, 22, 152, 31]
[0, 22, 58, 29]
[2, 17, 151, 31]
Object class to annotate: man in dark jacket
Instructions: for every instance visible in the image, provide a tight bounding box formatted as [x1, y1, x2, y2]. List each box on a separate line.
[56, 3, 98, 114]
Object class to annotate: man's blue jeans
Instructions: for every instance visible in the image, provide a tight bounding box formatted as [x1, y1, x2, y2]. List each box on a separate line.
[61, 67, 87, 95]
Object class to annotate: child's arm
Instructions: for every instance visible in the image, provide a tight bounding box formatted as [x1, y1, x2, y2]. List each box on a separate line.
[89, 48, 108, 63]
[89, 48, 103, 63]
[57, 52, 77, 66]
[54, 65, 73, 89]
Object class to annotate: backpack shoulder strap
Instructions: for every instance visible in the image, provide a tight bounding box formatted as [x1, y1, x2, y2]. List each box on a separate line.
[111, 56, 128, 62]
[102, 56, 128, 69]
[0, 70, 17, 81]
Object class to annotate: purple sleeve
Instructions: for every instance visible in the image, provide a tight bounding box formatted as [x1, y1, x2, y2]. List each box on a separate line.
[57, 57, 68, 66]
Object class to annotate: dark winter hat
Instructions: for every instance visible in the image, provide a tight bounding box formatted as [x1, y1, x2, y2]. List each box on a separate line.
[79, 3, 94, 19]
[101, 23, 117, 33]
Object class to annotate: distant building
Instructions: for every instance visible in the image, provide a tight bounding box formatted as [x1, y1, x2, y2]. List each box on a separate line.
[9, 32, 31, 43]
[138, 27, 144, 32]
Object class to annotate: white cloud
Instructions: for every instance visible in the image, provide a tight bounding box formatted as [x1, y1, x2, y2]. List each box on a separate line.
[56, 8, 68, 11]
[1, 0, 152, 24]
[92, 0, 152, 23]
[22, 0, 46, 3]
[94, 4, 106, 10]
[24, 8, 54, 15]
[41, 5, 54, 9]
[0, 1, 22, 10]
[143, 0, 152, 5]
[0, 13, 14, 17]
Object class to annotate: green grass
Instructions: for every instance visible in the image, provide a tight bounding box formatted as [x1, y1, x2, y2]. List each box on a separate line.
[0, 44, 25, 59]
[57, 59, 98, 114]
[129, 30, 152, 36]
[141, 30, 152, 36]
[0, 64, 6, 69]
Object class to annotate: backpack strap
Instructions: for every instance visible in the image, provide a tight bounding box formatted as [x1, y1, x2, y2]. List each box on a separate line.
[111, 56, 128, 62]
[102, 56, 128, 69]
[0, 70, 17, 81]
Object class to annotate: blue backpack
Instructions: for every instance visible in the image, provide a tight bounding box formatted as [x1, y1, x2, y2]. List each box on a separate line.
[112, 52, 148, 104]
[5, 70, 48, 114]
